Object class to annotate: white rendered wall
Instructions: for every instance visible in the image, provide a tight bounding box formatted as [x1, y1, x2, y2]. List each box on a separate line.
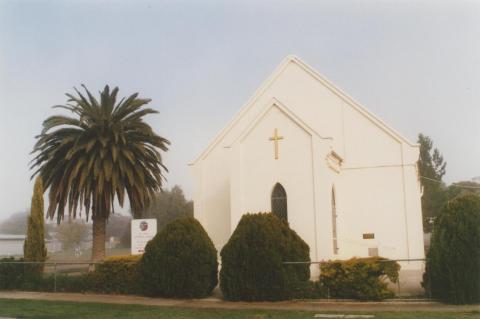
[191, 146, 231, 252]
[230, 106, 317, 263]
[191, 57, 425, 278]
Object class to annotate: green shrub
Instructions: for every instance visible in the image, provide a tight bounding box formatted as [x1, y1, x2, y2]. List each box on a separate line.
[320, 257, 400, 300]
[423, 195, 480, 304]
[0, 257, 26, 289]
[139, 217, 218, 298]
[220, 213, 310, 301]
[88, 255, 142, 294]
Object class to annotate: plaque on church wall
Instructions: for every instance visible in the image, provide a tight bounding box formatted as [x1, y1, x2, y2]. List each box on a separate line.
[363, 233, 375, 239]
[131, 219, 157, 255]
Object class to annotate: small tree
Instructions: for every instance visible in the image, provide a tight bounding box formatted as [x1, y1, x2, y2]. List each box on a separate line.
[423, 195, 480, 304]
[23, 177, 47, 273]
[56, 220, 89, 251]
[417, 133, 448, 232]
[142, 185, 193, 231]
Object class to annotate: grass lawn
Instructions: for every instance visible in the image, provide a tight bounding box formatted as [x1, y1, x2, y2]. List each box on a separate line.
[0, 299, 478, 319]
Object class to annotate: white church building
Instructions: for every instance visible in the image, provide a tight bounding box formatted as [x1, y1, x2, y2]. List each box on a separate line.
[190, 56, 425, 280]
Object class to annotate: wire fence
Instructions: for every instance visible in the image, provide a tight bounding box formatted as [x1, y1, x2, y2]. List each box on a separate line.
[283, 258, 428, 298]
[0, 258, 430, 297]
[0, 261, 102, 292]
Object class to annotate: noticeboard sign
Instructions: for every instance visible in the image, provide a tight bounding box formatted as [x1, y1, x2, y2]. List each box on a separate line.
[131, 219, 157, 255]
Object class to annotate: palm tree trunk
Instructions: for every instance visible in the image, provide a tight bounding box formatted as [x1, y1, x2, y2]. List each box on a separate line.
[91, 216, 106, 262]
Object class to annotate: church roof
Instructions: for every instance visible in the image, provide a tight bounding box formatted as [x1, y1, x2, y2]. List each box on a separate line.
[191, 55, 418, 165]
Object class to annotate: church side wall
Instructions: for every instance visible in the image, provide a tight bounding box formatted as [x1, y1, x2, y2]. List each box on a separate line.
[191, 165, 204, 224]
[401, 146, 425, 261]
[335, 104, 422, 262]
[342, 103, 403, 166]
[192, 147, 232, 252]
[336, 166, 409, 259]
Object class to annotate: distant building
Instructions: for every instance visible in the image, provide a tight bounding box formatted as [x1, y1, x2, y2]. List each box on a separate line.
[0, 234, 62, 257]
[0, 234, 25, 257]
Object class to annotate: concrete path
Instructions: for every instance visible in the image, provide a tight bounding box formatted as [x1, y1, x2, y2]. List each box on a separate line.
[0, 291, 478, 313]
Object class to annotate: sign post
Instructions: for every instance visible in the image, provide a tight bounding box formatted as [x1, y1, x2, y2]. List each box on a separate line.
[131, 219, 157, 255]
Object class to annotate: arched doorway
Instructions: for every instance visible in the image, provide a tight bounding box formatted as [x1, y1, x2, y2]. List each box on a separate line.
[271, 183, 287, 221]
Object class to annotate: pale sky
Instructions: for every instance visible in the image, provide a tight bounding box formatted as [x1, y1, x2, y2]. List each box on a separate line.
[0, 0, 479, 221]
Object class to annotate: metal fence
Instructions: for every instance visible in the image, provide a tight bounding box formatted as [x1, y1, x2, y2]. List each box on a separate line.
[0, 258, 430, 298]
[0, 261, 100, 292]
[284, 258, 429, 298]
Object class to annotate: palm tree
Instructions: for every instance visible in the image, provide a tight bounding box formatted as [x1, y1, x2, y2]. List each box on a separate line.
[31, 85, 169, 261]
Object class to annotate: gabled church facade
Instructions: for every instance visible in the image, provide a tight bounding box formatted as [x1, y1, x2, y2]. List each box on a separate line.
[190, 56, 424, 278]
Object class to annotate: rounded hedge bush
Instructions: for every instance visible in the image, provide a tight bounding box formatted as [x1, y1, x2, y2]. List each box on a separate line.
[220, 213, 310, 301]
[423, 195, 480, 304]
[139, 217, 218, 298]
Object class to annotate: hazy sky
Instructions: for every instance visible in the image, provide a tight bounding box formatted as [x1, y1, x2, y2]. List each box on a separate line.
[0, 0, 479, 221]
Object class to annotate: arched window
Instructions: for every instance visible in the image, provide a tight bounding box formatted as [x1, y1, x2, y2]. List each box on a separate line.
[271, 183, 287, 221]
[331, 187, 339, 254]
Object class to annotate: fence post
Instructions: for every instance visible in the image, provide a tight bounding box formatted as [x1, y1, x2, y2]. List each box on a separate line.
[54, 263, 57, 293]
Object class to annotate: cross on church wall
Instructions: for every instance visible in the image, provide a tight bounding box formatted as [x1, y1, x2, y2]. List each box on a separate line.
[269, 128, 284, 160]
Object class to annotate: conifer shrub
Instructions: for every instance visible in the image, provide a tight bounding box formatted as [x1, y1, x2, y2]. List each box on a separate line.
[88, 255, 142, 294]
[24, 177, 47, 275]
[423, 195, 480, 304]
[319, 257, 400, 300]
[220, 213, 310, 301]
[139, 217, 218, 298]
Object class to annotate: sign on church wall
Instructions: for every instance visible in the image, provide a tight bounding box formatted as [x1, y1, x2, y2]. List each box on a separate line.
[131, 219, 157, 255]
[363, 233, 375, 239]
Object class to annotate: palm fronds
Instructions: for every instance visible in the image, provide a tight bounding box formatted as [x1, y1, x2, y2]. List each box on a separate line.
[31, 85, 170, 223]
